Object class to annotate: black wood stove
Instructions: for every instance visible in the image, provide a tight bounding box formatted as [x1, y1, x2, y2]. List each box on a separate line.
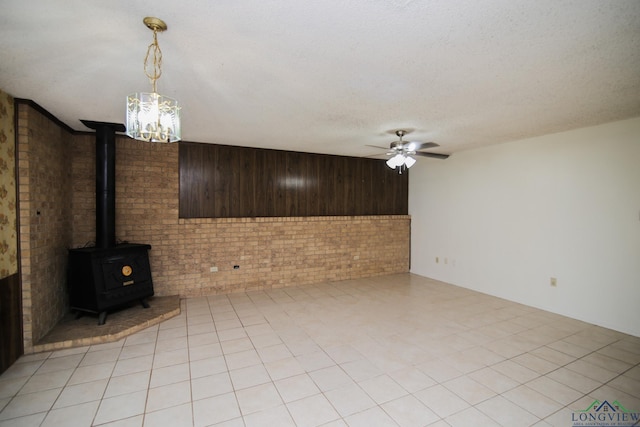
[67, 120, 154, 325]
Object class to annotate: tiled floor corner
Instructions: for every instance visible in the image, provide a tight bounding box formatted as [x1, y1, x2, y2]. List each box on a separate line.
[1, 273, 639, 426]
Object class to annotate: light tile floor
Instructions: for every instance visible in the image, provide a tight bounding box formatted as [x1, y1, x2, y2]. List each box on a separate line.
[1, 273, 639, 426]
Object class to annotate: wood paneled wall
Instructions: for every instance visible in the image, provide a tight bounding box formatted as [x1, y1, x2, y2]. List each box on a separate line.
[0, 274, 22, 374]
[179, 142, 408, 218]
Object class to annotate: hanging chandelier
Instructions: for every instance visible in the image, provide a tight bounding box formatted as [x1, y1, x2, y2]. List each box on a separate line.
[126, 17, 181, 143]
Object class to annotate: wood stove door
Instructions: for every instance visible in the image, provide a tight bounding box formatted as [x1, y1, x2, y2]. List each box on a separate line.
[100, 251, 152, 290]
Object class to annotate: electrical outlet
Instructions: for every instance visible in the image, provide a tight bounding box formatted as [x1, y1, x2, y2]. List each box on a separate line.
[209, 266, 218, 272]
[550, 277, 557, 287]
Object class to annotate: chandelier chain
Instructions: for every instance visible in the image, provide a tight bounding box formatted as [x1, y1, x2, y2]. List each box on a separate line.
[144, 29, 163, 93]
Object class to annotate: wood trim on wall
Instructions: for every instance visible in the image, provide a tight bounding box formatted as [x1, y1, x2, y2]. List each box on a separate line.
[179, 142, 408, 218]
[14, 99, 76, 134]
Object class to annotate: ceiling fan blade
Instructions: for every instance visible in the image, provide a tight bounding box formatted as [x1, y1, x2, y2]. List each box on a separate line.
[412, 142, 439, 150]
[365, 144, 391, 150]
[414, 151, 450, 160]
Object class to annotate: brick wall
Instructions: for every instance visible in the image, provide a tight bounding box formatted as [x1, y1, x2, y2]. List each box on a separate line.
[16, 100, 410, 354]
[71, 135, 411, 297]
[17, 103, 73, 351]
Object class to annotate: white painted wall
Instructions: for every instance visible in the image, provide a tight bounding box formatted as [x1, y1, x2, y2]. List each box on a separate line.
[409, 117, 640, 337]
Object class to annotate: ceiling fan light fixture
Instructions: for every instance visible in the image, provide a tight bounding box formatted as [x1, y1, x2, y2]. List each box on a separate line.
[126, 17, 181, 143]
[404, 155, 416, 168]
[376, 128, 446, 173]
[386, 153, 416, 171]
[386, 153, 403, 169]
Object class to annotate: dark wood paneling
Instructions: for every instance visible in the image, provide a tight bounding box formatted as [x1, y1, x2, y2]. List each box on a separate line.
[333, 155, 348, 216]
[285, 151, 304, 216]
[317, 153, 335, 216]
[238, 148, 256, 217]
[305, 154, 320, 215]
[254, 149, 278, 217]
[0, 273, 22, 374]
[361, 158, 375, 214]
[179, 142, 408, 218]
[179, 142, 217, 217]
[215, 145, 233, 217]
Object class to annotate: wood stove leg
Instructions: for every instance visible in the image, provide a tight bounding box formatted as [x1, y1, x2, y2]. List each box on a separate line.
[140, 299, 150, 309]
[74, 310, 83, 320]
[98, 311, 107, 326]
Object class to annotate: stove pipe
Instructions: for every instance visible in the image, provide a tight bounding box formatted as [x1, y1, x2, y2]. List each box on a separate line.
[80, 120, 126, 249]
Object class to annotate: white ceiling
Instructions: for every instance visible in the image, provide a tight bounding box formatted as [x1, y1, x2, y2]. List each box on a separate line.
[1, 0, 639, 158]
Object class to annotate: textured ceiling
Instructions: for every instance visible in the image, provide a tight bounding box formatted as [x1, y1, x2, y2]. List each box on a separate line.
[1, 0, 639, 158]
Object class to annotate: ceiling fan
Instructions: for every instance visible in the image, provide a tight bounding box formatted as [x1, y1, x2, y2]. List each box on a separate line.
[368, 130, 450, 173]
